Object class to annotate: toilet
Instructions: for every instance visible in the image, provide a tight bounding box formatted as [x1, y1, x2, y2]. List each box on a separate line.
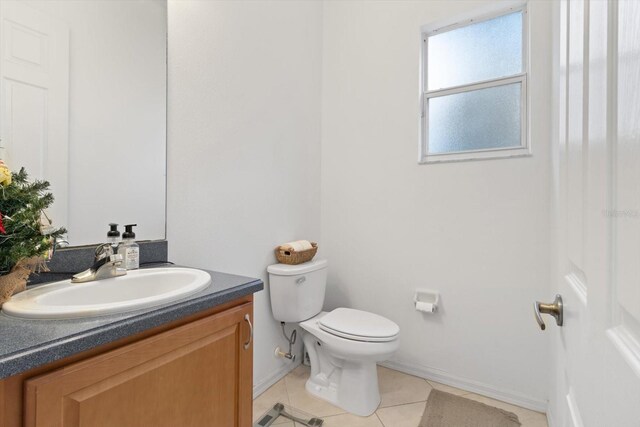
[267, 259, 400, 416]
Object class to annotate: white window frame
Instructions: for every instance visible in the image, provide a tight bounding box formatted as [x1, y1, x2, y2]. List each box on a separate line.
[419, 3, 530, 164]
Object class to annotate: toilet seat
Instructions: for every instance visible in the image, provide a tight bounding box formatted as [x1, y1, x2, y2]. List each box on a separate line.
[318, 308, 399, 343]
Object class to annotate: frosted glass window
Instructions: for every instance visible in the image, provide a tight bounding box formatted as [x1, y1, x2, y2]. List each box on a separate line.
[428, 83, 521, 154]
[420, 6, 528, 163]
[428, 12, 523, 90]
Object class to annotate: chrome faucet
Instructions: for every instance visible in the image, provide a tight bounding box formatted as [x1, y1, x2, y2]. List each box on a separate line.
[71, 243, 127, 283]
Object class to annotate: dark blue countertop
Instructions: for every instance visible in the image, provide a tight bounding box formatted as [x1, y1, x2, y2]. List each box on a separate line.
[0, 267, 263, 379]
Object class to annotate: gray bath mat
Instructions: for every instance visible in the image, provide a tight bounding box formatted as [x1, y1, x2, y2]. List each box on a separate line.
[419, 390, 521, 427]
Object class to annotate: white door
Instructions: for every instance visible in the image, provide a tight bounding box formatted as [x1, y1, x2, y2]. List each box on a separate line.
[0, 1, 69, 229]
[550, 0, 640, 426]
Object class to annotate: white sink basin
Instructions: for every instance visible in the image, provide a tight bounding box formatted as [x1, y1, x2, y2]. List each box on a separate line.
[2, 267, 211, 319]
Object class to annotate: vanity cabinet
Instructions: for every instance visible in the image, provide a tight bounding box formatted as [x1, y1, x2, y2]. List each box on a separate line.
[0, 297, 254, 427]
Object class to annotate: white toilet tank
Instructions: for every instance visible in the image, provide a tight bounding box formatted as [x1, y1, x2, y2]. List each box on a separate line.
[267, 259, 328, 322]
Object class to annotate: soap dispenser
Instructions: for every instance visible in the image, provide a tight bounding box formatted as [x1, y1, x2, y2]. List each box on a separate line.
[118, 224, 139, 270]
[107, 223, 120, 250]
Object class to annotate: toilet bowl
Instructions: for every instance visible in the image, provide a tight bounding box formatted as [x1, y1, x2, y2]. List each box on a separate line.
[267, 260, 400, 416]
[300, 310, 399, 416]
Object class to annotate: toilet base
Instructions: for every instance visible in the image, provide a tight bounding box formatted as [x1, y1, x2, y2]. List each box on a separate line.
[303, 332, 381, 416]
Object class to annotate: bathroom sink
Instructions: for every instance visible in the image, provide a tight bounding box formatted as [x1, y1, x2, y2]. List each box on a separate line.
[2, 267, 211, 319]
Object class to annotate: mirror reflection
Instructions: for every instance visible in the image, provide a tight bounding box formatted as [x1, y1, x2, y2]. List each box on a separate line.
[0, 0, 167, 246]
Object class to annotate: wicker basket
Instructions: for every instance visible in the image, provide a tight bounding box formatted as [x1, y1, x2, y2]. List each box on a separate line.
[275, 242, 318, 265]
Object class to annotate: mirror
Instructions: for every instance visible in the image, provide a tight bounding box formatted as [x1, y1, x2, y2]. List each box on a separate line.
[0, 0, 167, 246]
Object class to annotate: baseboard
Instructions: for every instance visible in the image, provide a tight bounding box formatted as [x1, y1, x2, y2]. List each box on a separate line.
[380, 360, 548, 413]
[546, 406, 558, 427]
[253, 360, 300, 399]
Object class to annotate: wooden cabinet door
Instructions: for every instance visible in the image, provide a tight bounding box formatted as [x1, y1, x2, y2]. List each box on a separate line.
[24, 303, 253, 427]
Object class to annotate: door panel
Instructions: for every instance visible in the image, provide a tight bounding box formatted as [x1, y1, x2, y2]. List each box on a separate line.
[553, 1, 640, 426]
[0, 0, 69, 228]
[566, 0, 585, 279]
[4, 81, 46, 176]
[24, 303, 253, 427]
[614, 0, 640, 340]
[62, 330, 238, 427]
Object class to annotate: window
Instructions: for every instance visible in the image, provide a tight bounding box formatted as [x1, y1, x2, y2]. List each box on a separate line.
[420, 6, 528, 163]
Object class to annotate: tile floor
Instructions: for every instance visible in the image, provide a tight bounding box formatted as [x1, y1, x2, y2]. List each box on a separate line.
[253, 365, 549, 427]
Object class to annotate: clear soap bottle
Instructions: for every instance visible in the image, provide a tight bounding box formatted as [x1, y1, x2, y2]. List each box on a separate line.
[118, 224, 139, 270]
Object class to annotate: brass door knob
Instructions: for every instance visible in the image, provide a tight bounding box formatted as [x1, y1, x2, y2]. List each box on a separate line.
[534, 294, 563, 330]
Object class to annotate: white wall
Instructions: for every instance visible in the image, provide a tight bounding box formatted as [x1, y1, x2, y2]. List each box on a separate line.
[166, 0, 322, 393]
[167, 0, 553, 408]
[23, 0, 167, 245]
[320, 0, 552, 410]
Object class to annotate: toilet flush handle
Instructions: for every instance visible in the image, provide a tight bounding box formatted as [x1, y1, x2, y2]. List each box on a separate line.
[296, 276, 306, 285]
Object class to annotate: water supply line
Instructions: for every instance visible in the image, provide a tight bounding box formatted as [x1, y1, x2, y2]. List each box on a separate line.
[275, 322, 296, 361]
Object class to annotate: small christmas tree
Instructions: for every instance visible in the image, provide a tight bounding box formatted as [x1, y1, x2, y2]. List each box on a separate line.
[0, 163, 66, 303]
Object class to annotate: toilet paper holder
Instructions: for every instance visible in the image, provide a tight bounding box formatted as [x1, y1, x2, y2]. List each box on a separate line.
[414, 289, 439, 313]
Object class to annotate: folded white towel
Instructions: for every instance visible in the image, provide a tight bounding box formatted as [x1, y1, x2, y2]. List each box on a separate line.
[281, 240, 313, 252]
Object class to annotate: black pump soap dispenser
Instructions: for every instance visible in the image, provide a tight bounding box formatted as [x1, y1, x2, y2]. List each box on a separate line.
[107, 223, 120, 249]
[117, 224, 139, 270]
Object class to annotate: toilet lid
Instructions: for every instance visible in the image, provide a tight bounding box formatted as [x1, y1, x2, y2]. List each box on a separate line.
[318, 308, 399, 342]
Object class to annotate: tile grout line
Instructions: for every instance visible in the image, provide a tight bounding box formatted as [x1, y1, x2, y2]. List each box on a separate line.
[378, 400, 427, 410]
[282, 370, 475, 420]
[283, 370, 349, 421]
[424, 378, 474, 397]
[273, 369, 546, 426]
[282, 375, 291, 406]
